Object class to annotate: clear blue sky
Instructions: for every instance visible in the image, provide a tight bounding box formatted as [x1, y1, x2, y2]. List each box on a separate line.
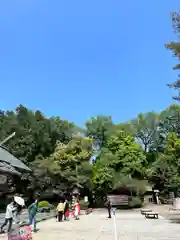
[0, 1, 179, 126]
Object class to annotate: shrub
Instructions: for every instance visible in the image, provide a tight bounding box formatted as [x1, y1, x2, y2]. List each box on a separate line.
[48, 203, 55, 209]
[129, 197, 142, 208]
[79, 200, 89, 210]
[38, 201, 50, 208]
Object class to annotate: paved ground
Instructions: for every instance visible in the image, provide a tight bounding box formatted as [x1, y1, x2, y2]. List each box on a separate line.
[0, 211, 27, 224]
[0, 211, 54, 226]
[2, 209, 180, 239]
[30, 210, 180, 240]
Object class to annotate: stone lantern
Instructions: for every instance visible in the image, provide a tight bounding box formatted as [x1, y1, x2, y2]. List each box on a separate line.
[154, 189, 160, 204]
[72, 187, 80, 197]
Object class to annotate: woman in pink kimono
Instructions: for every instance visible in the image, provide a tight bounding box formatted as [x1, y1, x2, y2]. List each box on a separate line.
[74, 200, 80, 220]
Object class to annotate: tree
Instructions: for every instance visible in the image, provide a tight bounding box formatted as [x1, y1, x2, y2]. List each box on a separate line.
[85, 116, 113, 149]
[92, 132, 147, 198]
[2, 101, 180, 204]
[166, 11, 180, 101]
[37, 137, 93, 196]
[107, 133, 147, 178]
[0, 104, 80, 200]
[112, 122, 135, 137]
[0, 105, 75, 165]
[150, 132, 180, 195]
[131, 112, 159, 152]
[150, 105, 180, 155]
[92, 166, 115, 197]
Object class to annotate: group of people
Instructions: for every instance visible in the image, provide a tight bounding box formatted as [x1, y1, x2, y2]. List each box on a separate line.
[0, 199, 18, 233]
[0, 196, 82, 234]
[0, 198, 39, 234]
[56, 198, 80, 222]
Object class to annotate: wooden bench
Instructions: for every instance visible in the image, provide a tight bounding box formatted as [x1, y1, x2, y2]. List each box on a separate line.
[169, 207, 180, 211]
[141, 209, 152, 215]
[167, 211, 180, 221]
[145, 212, 158, 219]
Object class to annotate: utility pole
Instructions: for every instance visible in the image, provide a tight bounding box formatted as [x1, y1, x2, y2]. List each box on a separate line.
[0, 132, 16, 146]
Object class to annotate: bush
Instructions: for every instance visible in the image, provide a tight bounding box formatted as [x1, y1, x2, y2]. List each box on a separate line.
[129, 197, 142, 208]
[79, 200, 89, 210]
[48, 203, 55, 210]
[38, 201, 50, 208]
[38, 207, 51, 213]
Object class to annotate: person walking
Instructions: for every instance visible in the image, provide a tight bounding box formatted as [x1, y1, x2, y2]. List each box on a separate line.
[74, 199, 80, 220]
[56, 200, 64, 222]
[106, 197, 112, 218]
[0, 200, 17, 233]
[63, 199, 69, 221]
[71, 196, 76, 218]
[28, 199, 38, 232]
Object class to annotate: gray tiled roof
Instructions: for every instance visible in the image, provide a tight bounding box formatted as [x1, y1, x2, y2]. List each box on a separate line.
[0, 161, 21, 175]
[0, 146, 31, 171]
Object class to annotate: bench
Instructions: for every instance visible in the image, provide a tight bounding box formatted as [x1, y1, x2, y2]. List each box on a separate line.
[141, 209, 152, 215]
[169, 207, 180, 211]
[145, 212, 158, 219]
[167, 211, 180, 221]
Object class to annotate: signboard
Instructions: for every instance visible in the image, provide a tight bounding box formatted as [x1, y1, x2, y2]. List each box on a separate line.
[108, 195, 129, 206]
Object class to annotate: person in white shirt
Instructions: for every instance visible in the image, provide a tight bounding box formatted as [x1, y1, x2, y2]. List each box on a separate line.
[0, 201, 17, 233]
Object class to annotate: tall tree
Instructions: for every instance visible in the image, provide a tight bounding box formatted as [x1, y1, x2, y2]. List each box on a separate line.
[150, 132, 180, 194]
[131, 112, 159, 152]
[85, 116, 113, 149]
[112, 122, 135, 137]
[92, 132, 147, 197]
[37, 136, 93, 195]
[166, 11, 180, 101]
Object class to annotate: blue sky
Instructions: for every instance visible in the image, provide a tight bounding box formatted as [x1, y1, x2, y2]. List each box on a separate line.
[0, 1, 179, 126]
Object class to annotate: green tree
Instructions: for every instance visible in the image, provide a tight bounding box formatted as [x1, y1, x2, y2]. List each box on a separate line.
[150, 132, 180, 194]
[107, 133, 147, 178]
[112, 122, 135, 137]
[38, 137, 93, 195]
[92, 132, 146, 198]
[153, 105, 180, 153]
[131, 112, 159, 152]
[92, 166, 115, 197]
[166, 11, 180, 101]
[0, 104, 77, 199]
[85, 116, 113, 149]
[0, 105, 75, 165]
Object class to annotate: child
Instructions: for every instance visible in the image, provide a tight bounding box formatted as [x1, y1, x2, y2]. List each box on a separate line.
[65, 209, 70, 220]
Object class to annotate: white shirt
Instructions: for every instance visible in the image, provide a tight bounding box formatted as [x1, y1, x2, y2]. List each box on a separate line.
[5, 203, 16, 219]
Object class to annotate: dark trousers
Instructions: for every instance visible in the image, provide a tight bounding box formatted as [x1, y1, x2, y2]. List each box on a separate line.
[58, 211, 63, 222]
[108, 207, 111, 218]
[64, 211, 67, 220]
[1, 218, 13, 232]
